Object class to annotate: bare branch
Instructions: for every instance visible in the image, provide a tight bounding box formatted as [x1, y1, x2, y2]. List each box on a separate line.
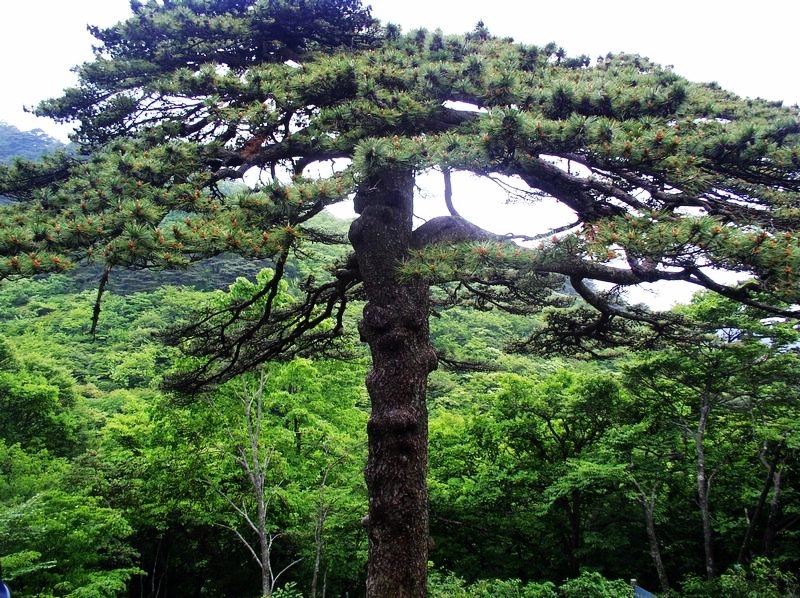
[213, 522, 263, 568]
[442, 168, 461, 219]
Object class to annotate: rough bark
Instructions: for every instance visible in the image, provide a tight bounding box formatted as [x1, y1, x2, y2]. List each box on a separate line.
[349, 169, 438, 597]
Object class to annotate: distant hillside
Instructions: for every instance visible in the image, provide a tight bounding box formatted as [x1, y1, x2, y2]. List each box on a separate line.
[0, 122, 65, 204]
[0, 121, 63, 163]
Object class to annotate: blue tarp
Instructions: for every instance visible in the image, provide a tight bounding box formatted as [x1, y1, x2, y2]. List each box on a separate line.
[0, 581, 10, 598]
[634, 585, 656, 598]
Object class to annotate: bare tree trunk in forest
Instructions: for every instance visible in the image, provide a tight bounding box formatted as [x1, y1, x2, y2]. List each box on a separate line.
[567, 490, 582, 577]
[763, 466, 783, 557]
[212, 374, 302, 597]
[349, 169, 438, 597]
[632, 477, 670, 593]
[695, 394, 715, 580]
[311, 456, 339, 598]
[311, 494, 328, 598]
[738, 442, 783, 563]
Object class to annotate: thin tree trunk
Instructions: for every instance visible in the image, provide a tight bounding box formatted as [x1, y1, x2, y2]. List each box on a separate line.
[737, 442, 782, 564]
[243, 377, 273, 596]
[635, 482, 670, 593]
[312, 458, 337, 598]
[763, 467, 783, 556]
[254, 433, 272, 597]
[695, 395, 715, 580]
[568, 490, 582, 577]
[349, 169, 437, 597]
[311, 503, 325, 598]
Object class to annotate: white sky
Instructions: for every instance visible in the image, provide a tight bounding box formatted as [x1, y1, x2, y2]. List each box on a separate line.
[1, 0, 798, 307]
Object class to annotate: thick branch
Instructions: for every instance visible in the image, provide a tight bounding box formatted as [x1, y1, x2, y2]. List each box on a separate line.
[570, 276, 667, 328]
[511, 156, 628, 221]
[685, 268, 800, 318]
[411, 215, 501, 248]
[442, 168, 459, 218]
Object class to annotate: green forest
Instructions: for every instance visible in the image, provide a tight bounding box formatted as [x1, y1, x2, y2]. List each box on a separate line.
[1, 206, 797, 597]
[1, 1, 799, 596]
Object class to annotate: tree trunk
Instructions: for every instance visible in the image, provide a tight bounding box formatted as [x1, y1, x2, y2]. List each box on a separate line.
[638, 487, 670, 592]
[311, 458, 336, 598]
[763, 467, 783, 556]
[255, 440, 272, 597]
[737, 442, 782, 564]
[311, 499, 325, 598]
[695, 396, 715, 580]
[349, 169, 438, 597]
[567, 490, 582, 577]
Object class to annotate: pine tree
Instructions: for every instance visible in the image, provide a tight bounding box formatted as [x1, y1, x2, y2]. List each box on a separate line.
[1, 2, 799, 595]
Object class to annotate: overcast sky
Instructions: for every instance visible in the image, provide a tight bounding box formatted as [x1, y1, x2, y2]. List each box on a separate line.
[0, 1, 797, 306]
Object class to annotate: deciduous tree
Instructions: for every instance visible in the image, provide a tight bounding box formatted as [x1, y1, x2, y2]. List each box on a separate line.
[623, 293, 800, 580]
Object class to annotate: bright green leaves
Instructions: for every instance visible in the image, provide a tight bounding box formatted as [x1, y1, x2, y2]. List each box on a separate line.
[153, 357, 368, 595]
[0, 430, 141, 595]
[428, 364, 633, 580]
[1, 490, 140, 594]
[218, 267, 293, 312]
[0, 335, 86, 456]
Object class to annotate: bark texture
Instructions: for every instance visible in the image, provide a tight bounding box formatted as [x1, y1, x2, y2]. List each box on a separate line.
[349, 169, 437, 597]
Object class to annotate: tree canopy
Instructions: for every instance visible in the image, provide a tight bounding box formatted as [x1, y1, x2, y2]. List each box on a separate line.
[1, 0, 799, 595]
[1, 3, 798, 336]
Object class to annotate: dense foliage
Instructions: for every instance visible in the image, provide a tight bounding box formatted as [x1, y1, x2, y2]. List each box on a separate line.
[0, 263, 798, 596]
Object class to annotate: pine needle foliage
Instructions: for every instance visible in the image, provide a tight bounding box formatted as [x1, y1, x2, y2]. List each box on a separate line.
[0, 1, 798, 375]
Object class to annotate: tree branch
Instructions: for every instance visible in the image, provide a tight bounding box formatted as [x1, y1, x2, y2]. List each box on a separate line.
[411, 215, 502, 249]
[569, 276, 667, 328]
